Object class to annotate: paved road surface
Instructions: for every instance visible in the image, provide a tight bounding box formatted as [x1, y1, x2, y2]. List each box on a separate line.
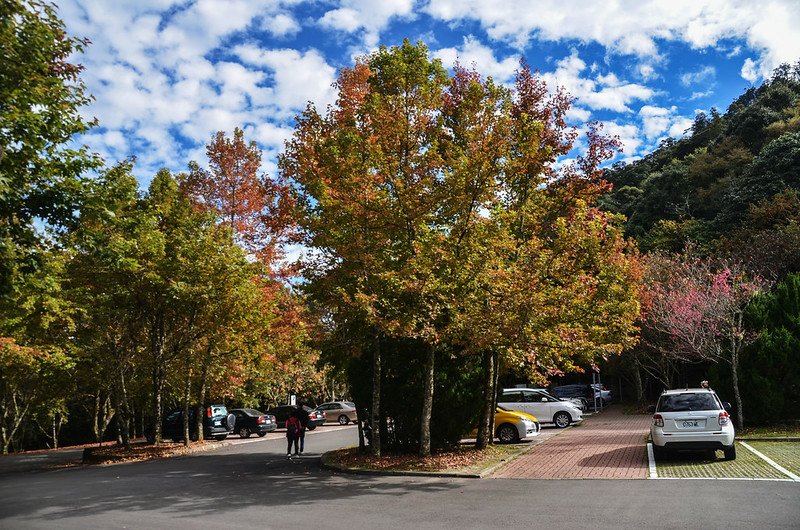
[1, 425, 798, 529]
[495, 405, 651, 479]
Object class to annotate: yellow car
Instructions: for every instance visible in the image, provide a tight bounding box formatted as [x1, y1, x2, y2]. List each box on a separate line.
[469, 406, 541, 443]
[495, 405, 540, 443]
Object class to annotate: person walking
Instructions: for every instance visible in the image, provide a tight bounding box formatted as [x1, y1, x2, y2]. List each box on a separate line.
[297, 404, 310, 455]
[285, 409, 301, 458]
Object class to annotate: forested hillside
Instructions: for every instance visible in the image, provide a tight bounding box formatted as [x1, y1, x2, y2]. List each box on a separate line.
[600, 63, 800, 280]
[599, 64, 800, 426]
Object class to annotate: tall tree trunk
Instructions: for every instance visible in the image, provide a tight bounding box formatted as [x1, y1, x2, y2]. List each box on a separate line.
[476, 350, 496, 449]
[370, 335, 381, 457]
[92, 390, 101, 443]
[115, 353, 131, 448]
[633, 359, 644, 404]
[730, 345, 745, 430]
[151, 311, 166, 444]
[183, 364, 192, 446]
[196, 350, 210, 442]
[419, 343, 435, 457]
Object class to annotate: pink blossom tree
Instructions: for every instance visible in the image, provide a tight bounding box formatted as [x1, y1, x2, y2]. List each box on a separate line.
[642, 253, 768, 428]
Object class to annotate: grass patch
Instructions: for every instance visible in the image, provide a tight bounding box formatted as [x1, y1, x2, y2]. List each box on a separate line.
[324, 443, 526, 474]
[746, 441, 800, 476]
[656, 442, 786, 479]
[739, 423, 800, 438]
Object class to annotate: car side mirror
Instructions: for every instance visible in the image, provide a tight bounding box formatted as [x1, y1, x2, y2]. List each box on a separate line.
[647, 405, 656, 413]
[722, 402, 732, 412]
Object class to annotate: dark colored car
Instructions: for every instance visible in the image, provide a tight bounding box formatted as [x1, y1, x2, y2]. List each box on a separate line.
[266, 405, 326, 430]
[550, 384, 594, 409]
[230, 408, 277, 438]
[161, 404, 235, 442]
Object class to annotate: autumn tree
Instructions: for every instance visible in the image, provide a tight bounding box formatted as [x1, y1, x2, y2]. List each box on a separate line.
[183, 128, 295, 267]
[284, 43, 641, 456]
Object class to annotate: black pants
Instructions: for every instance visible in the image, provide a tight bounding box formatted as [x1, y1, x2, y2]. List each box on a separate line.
[299, 428, 306, 452]
[287, 435, 298, 455]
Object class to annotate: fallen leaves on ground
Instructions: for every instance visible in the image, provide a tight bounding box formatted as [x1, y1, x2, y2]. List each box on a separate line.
[326, 444, 519, 473]
[81, 440, 220, 465]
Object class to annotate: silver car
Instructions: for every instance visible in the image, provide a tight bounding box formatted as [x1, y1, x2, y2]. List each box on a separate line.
[315, 401, 358, 425]
[499, 388, 583, 428]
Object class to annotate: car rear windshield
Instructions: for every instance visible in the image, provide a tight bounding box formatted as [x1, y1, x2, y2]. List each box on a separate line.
[243, 408, 262, 416]
[657, 393, 720, 412]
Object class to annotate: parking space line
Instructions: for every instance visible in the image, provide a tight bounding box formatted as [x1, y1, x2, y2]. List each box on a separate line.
[740, 441, 800, 481]
[647, 443, 658, 479]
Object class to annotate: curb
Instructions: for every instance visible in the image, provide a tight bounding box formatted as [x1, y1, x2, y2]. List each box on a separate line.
[320, 424, 576, 479]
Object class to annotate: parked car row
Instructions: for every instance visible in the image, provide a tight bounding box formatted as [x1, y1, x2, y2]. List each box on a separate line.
[550, 383, 612, 409]
[498, 388, 583, 428]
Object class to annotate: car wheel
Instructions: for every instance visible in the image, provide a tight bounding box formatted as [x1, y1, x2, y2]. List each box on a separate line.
[214, 434, 227, 441]
[723, 444, 736, 461]
[338, 415, 349, 425]
[496, 423, 519, 444]
[553, 412, 571, 428]
[257, 432, 266, 437]
[307, 424, 316, 431]
[239, 427, 251, 438]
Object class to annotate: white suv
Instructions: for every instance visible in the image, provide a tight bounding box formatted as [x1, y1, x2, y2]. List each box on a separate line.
[650, 388, 736, 460]
[499, 388, 583, 428]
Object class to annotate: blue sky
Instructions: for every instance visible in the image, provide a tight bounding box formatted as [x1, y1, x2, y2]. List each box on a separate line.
[60, 1, 800, 185]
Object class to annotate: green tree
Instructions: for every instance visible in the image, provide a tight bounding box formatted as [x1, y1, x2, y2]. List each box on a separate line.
[738, 273, 800, 423]
[0, 0, 99, 294]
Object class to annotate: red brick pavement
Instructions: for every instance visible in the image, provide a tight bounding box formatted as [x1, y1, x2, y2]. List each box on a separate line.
[492, 405, 652, 479]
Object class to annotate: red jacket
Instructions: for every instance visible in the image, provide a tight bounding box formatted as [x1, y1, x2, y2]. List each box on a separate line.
[285, 416, 301, 437]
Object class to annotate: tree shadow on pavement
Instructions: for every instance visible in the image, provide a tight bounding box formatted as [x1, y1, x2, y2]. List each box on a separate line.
[0, 447, 463, 523]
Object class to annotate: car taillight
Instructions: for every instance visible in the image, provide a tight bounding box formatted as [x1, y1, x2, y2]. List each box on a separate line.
[718, 411, 730, 426]
[206, 407, 211, 418]
[653, 414, 664, 427]
[258, 417, 265, 424]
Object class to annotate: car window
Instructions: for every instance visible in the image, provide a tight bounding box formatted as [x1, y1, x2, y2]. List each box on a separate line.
[500, 392, 523, 403]
[345, 402, 356, 408]
[657, 393, 720, 412]
[523, 392, 542, 402]
[243, 408, 262, 416]
[166, 410, 181, 421]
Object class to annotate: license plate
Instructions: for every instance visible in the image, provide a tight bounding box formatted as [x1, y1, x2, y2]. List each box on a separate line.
[214, 420, 221, 426]
[678, 419, 706, 429]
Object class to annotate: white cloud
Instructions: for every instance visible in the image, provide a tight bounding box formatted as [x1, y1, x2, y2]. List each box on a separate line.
[542, 51, 654, 112]
[425, 0, 800, 76]
[639, 105, 674, 139]
[680, 65, 716, 86]
[233, 46, 337, 113]
[599, 121, 643, 156]
[433, 35, 520, 83]
[264, 13, 301, 37]
[638, 105, 696, 141]
[318, 0, 415, 48]
[741, 57, 759, 83]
